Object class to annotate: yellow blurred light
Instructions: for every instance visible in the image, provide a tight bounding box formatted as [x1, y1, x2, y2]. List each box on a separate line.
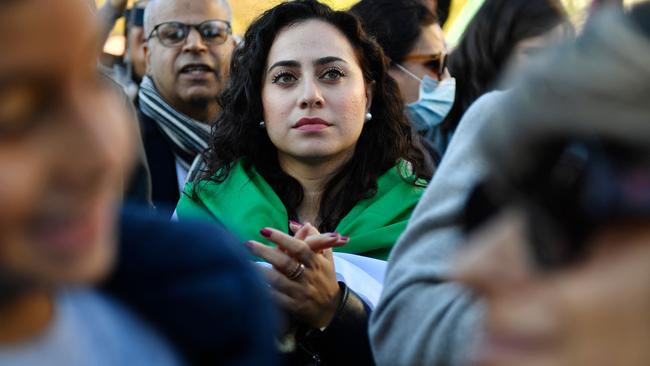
[99, 0, 647, 55]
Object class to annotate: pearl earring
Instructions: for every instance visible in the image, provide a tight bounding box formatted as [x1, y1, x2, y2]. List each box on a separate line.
[259, 121, 266, 129]
[365, 112, 373, 122]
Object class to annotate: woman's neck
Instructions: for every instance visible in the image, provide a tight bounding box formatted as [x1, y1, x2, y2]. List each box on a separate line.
[278, 152, 352, 226]
[0, 289, 53, 344]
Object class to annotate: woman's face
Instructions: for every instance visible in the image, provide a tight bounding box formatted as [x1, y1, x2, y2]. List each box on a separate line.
[261, 19, 371, 168]
[454, 209, 650, 366]
[388, 22, 448, 104]
[0, 0, 135, 287]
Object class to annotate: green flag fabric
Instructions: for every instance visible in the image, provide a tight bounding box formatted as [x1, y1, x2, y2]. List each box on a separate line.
[176, 160, 425, 260]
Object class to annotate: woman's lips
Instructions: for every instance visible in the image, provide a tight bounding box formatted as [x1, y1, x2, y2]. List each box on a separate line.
[293, 117, 332, 132]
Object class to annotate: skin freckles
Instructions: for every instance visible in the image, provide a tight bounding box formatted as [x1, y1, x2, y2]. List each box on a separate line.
[261, 19, 371, 169]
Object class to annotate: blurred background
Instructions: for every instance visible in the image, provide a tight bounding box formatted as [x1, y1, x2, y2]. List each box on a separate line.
[98, 0, 646, 55]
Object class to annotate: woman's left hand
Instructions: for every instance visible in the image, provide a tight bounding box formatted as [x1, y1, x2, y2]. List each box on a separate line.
[246, 226, 347, 329]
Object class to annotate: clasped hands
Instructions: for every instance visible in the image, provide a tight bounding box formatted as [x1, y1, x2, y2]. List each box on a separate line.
[246, 222, 349, 329]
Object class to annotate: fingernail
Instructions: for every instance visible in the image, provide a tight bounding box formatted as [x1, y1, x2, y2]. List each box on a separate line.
[260, 228, 273, 238]
[289, 220, 303, 227]
[245, 241, 255, 249]
[340, 236, 349, 241]
[328, 233, 339, 238]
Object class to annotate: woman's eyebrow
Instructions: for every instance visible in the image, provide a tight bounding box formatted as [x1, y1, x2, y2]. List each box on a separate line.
[268, 56, 347, 73]
[268, 60, 300, 73]
[314, 56, 346, 66]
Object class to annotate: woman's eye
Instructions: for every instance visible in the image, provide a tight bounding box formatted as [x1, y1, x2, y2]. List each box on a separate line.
[321, 68, 345, 81]
[272, 72, 297, 85]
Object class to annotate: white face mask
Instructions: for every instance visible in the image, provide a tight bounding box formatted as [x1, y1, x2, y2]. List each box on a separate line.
[395, 64, 456, 132]
[395, 64, 456, 156]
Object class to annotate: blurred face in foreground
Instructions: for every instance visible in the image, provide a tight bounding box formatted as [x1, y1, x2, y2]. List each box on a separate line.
[455, 208, 650, 366]
[0, 0, 135, 288]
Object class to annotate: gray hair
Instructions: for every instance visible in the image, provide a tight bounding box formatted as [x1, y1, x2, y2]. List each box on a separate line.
[143, 0, 232, 38]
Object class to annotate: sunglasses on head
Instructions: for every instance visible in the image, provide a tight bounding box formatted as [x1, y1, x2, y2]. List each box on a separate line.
[463, 141, 650, 271]
[402, 52, 447, 78]
[146, 19, 231, 47]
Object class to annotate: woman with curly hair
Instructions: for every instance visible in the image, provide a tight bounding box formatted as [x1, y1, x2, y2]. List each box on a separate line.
[176, 0, 432, 363]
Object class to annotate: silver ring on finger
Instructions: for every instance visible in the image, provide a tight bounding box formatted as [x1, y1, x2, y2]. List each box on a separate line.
[286, 261, 305, 280]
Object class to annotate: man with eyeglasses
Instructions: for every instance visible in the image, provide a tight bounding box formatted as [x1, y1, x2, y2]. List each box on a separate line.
[139, 0, 236, 217]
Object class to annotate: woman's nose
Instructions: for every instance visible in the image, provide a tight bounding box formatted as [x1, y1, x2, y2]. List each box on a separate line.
[299, 77, 324, 109]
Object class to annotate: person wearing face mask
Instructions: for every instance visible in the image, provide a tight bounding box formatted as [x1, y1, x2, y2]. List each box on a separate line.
[368, 1, 576, 365]
[350, 0, 455, 163]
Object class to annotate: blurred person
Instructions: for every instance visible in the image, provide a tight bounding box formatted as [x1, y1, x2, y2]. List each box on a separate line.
[176, 0, 433, 363]
[442, 0, 572, 146]
[350, 0, 456, 162]
[368, 1, 571, 363]
[455, 5, 650, 366]
[0, 1, 176, 364]
[139, 0, 236, 217]
[370, 4, 574, 353]
[0, 0, 276, 365]
[109, 0, 151, 100]
[88, 0, 154, 206]
[95, 0, 129, 48]
[126, 1, 150, 85]
[370, 3, 650, 366]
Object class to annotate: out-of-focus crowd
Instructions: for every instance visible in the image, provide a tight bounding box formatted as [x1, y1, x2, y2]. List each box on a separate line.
[1, 0, 649, 365]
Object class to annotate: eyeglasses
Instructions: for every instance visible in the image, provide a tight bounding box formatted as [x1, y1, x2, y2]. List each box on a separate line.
[146, 19, 232, 47]
[403, 52, 447, 78]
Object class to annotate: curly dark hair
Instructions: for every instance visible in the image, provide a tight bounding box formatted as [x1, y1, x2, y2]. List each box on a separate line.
[443, 0, 571, 134]
[196, 0, 432, 233]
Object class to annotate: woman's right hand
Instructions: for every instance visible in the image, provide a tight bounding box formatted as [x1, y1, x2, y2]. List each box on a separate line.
[289, 221, 348, 253]
[246, 224, 348, 329]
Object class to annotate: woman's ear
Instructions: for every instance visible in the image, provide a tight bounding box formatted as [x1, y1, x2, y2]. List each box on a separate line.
[365, 80, 376, 113]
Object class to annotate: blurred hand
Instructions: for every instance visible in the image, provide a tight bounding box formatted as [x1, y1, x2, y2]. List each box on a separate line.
[246, 224, 348, 329]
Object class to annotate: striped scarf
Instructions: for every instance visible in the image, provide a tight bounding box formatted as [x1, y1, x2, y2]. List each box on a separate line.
[138, 76, 211, 172]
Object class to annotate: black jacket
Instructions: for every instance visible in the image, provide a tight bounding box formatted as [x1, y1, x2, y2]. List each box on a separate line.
[103, 205, 279, 365]
[138, 108, 181, 217]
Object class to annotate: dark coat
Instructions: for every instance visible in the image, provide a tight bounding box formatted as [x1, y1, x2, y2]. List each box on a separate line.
[138, 108, 181, 217]
[103, 205, 279, 365]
